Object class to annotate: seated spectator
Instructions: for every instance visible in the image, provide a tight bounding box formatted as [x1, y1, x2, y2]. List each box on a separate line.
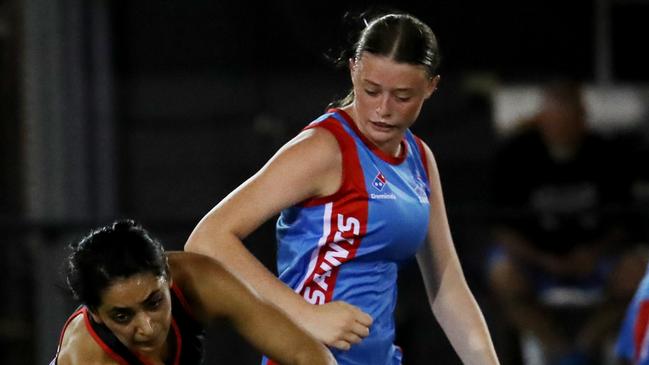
[487, 80, 647, 364]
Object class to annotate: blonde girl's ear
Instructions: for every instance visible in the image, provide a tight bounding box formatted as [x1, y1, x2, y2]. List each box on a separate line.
[426, 75, 441, 99]
[348, 57, 356, 71]
[349, 57, 358, 80]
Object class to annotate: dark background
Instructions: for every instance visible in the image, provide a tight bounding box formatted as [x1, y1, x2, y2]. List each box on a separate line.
[1, 0, 648, 364]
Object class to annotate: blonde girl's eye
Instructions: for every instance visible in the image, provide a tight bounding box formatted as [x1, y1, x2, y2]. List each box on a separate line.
[394, 91, 414, 102]
[364, 89, 379, 96]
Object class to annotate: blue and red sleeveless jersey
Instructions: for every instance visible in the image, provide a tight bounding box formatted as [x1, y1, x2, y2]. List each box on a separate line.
[617, 264, 649, 365]
[50, 284, 205, 365]
[265, 109, 431, 365]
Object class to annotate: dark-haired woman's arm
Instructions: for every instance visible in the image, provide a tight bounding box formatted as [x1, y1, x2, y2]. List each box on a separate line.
[170, 252, 337, 365]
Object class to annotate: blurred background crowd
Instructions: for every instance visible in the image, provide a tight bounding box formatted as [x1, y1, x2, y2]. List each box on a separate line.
[1, 0, 648, 364]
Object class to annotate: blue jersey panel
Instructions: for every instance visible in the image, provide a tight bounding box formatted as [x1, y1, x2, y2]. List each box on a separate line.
[271, 109, 430, 365]
[617, 264, 649, 363]
[277, 203, 330, 289]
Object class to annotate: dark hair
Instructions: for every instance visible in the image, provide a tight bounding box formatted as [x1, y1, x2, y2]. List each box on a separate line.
[329, 12, 441, 108]
[66, 219, 168, 309]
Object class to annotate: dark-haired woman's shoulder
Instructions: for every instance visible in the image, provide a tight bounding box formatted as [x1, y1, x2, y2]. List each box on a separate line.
[56, 314, 118, 365]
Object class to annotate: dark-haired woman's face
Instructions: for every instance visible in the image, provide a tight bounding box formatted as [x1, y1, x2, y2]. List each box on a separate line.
[91, 273, 172, 357]
[348, 53, 438, 154]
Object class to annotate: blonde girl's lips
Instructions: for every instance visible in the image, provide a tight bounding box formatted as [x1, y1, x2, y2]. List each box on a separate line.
[371, 121, 395, 130]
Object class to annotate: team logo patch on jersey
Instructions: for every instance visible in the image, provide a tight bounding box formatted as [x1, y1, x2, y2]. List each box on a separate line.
[370, 170, 396, 200]
[372, 171, 388, 191]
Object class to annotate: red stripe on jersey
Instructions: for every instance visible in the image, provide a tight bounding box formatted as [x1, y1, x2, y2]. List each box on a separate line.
[301, 116, 356, 208]
[51, 307, 85, 364]
[634, 300, 649, 362]
[332, 108, 408, 165]
[297, 113, 369, 305]
[170, 319, 182, 365]
[82, 308, 183, 365]
[82, 308, 132, 365]
[171, 284, 197, 321]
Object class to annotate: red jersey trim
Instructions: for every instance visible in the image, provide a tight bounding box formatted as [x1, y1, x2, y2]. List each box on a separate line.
[170, 319, 182, 365]
[51, 307, 86, 364]
[82, 307, 131, 365]
[301, 117, 356, 208]
[635, 300, 649, 362]
[170, 283, 197, 321]
[296, 115, 369, 305]
[81, 302, 184, 365]
[329, 108, 408, 165]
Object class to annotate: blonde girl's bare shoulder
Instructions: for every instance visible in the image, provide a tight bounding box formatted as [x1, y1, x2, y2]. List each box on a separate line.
[282, 125, 341, 162]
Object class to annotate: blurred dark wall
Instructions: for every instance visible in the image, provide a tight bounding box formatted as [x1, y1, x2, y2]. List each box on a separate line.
[0, 0, 20, 217]
[0, 1, 30, 364]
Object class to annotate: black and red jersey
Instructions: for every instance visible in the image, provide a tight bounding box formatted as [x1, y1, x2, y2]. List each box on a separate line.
[50, 284, 205, 365]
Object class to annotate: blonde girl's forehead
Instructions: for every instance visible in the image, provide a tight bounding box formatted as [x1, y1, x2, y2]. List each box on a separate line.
[355, 55, 431, 87]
